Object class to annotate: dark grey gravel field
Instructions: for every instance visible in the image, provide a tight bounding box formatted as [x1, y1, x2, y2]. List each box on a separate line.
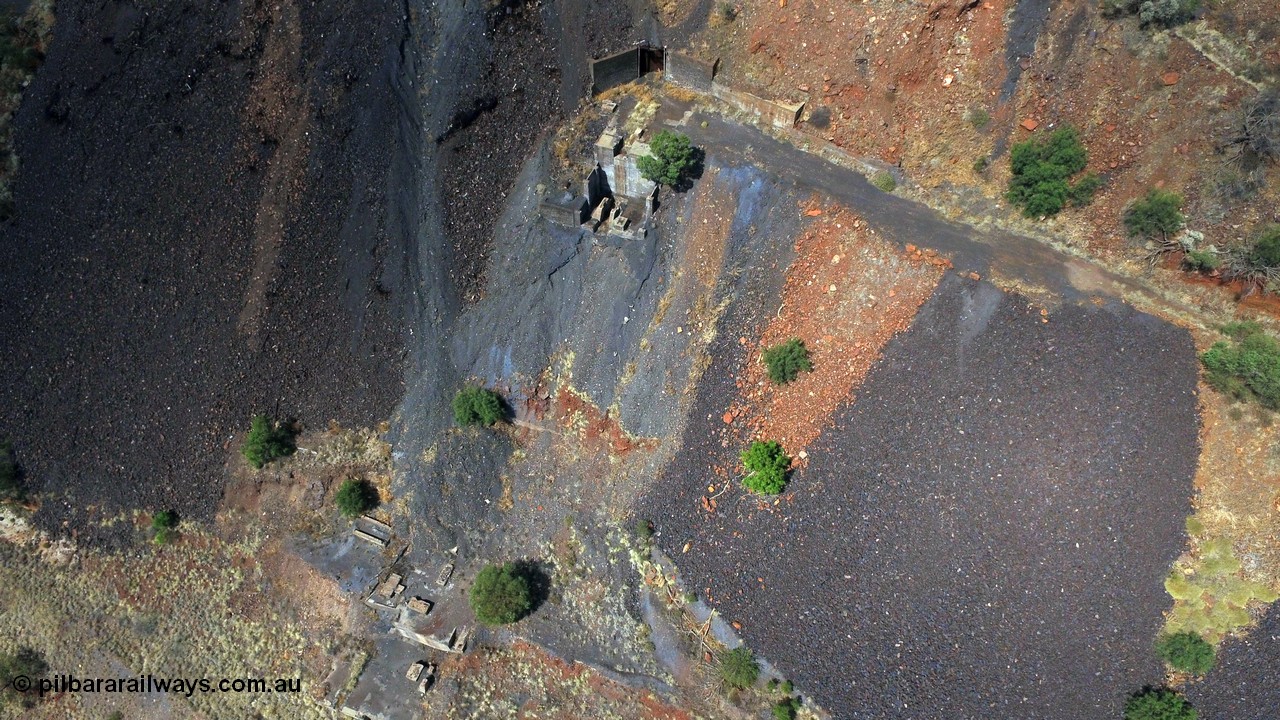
[642, 273, 1202, 719]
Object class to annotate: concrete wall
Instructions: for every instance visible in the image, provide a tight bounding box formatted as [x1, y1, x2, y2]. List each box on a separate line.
[664, 51, 717, 92]
[711, 83, 804, 128]
[590, 48, 664, 95]
[540, 193, 588, 226]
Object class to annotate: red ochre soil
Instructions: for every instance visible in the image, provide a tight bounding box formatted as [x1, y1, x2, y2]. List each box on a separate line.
[726, 204, 949, 465]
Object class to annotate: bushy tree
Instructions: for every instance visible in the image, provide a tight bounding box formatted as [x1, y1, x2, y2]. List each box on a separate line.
[1200, 322, 1280, 408]
[637, 130, 698, 188]
[742, 440, 791, 495]
[469, 562, 533, 625]
[1006, 127, 1098, 218]
[334, 479, 378, 518]
[1124, 687, 1196, 720]
[718, 647, 759, 690]
[1124, 189, 1185, 239]
[1155, 631, 1216, 674]
[241, 415, 296, 469]
[453, 386, 504, 426]
[762, 338, 813, 384]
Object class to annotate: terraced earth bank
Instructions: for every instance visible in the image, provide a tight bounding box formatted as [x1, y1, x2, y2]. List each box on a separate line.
[643, 274, 1202, 718]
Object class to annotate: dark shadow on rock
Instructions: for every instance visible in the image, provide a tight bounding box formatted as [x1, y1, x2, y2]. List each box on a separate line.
[514, 559, 553, 614]
[671, 147, 706, 193]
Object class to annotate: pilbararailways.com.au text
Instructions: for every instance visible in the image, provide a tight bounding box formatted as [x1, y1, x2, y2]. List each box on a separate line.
[13, 673, 303, 698]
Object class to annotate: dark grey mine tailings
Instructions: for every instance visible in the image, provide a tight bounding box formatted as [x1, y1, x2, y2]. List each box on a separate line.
[644, 273, 1202, 719]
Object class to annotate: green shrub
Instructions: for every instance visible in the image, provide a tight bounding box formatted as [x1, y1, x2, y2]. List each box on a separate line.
[780, 679, 794, 694]
[452, 386, 504, 426]
[0, 440, 22, 504]
[1124, 189, 1185, 239]
[968, 107, 991, 130]
[973, 156, 989, 173]
[151, 510, 179, 545]
[1155, 631, 1216, 674]
[241, 415, 296, 469]
[1183, 250, 1221, 272]
[469, 562, 533, 625]
[637, 130, 698, 187]
[762, 338, 813, 384]
[1246, 225, 1280, 270]
[1200, 322, 1280, 408]
[773, 697, 801, 720]
[634, 517, 654, 544]
[0, 645, 46, 704]
[871, 171, 897, 192]
[718, 647, 759, 690]
[334, 479, 379, 518]
[1124, 687, 1196, 720]
[1067, 172, 1103, 206]
[1006, 127, 1096, 217]
[741, 440, 791, 495]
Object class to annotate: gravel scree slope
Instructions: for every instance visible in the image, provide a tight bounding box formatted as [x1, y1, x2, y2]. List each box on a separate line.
[643, 274, 1201, 719]
[0, 0, 414, 545]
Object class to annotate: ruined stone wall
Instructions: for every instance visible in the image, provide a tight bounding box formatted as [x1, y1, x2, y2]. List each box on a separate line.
[711, 83, 804, 128]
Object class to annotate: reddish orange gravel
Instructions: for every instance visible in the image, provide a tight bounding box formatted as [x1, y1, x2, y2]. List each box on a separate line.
[730, 205, 947, 463]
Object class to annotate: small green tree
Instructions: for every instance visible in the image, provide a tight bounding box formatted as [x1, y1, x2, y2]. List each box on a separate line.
[718, 647, 759, 690]
[637, 130, 698, 187]
[1124, 189, 1184, 239]
[1155, 631, 1215, 674]
[1006, 127, 1096, 218]
[762, 338, 813, 384]
[1124, 687, 1196, 720]
[334, 479, 379, 518]
[469, 562, 533, 625]
[453, 386, 505, 426]
[0, 440, 23, 504]
[151, 510, 179, 545]
[742, 440, 791, 495]
[241, 415, 296, 469]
